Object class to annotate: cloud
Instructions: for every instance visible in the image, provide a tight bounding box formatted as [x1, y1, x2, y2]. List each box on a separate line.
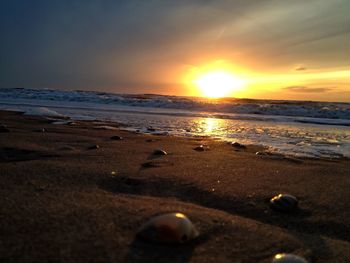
[283, 86, 333, 93]
[1, 0, 350, 96]
[294, 65, 307, 71]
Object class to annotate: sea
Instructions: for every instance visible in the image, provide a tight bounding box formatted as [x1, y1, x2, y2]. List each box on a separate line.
[1, 87, 349, 159]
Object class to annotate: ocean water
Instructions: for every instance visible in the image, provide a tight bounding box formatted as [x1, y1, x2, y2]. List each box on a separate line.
[0, 88, 349, 158]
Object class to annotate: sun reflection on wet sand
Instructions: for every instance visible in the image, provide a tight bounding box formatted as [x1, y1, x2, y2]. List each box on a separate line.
[193, 117, 227, 137]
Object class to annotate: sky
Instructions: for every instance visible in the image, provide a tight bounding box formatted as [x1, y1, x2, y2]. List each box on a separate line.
[1, 0, 350, 102]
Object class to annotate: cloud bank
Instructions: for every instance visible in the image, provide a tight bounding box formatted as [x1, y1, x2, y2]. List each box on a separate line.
[0, 0, 349, 98]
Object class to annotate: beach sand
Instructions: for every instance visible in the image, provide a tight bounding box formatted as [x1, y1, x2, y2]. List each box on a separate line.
[0, 110, 349, 262]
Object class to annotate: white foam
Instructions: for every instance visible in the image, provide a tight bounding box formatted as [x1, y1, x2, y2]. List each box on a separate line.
[1, 87, 349, 121]
[24, 107, 64, 117]
[92, 125, 119, 130]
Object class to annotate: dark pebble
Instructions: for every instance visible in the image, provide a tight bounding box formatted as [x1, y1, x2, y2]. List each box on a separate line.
[142, 160, 170, 168]
[147, 127, 156, 132]
[194, 145, 205, 151]
[38, 128, 46, 132]
[88, 145, 100, 150]
[122, 177, 141, 186]
[231, 141, 246, 148]
[0, 124, 10, 133]
[153, 149, 167, 155]
[111, 135, 123, 140]
[270, 194, 298, 212]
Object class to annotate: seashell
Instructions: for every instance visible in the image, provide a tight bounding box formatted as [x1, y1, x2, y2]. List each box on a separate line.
[272, 253, 308, 263]
[231, 141, 246, 148]
[270, 194, 298, 212]
[153, 149, 167, 155]
[138, 213, 199, 243]
[111, 135, 123, 140]
[88, 144, 100, 150]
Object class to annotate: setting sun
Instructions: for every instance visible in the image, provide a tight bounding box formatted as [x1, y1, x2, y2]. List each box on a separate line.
[194, 71, 245, 98]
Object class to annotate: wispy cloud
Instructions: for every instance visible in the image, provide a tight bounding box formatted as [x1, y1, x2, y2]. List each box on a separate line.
[294, 65, 307, 71]
[283, 86, 333, 93]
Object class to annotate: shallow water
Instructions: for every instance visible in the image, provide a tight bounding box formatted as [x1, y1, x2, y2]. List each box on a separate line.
[1, 98, 349, 159]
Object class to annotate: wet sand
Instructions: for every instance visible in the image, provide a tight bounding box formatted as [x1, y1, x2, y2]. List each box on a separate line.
[0, 110, 349, 262]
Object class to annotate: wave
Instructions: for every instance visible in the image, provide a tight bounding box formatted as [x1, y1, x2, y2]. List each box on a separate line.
[0, 87, 349, 121]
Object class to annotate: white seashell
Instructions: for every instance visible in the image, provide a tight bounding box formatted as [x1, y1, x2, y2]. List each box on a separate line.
[272, 253, 308, 263]
[138, 213, 199, 243]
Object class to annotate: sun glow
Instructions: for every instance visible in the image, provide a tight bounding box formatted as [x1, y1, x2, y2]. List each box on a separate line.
[183, 59, 350, 101]
[194, 71, 245, 98]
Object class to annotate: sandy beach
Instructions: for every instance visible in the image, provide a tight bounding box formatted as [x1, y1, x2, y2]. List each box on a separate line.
[0, 110, 349, 263]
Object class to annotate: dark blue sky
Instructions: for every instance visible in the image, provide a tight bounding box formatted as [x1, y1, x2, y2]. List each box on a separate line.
[1, 0, 350, 100]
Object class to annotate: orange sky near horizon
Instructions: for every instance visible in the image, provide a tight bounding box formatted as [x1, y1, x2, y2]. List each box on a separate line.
[178, 60, 350, 102]
[1, 1, 350, 102]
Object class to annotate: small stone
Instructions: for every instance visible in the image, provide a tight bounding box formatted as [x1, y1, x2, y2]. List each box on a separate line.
[0, 124, 10, 133]
[88, 144, 100, 150]
[270, 194, 298, 212]
[142, 160, 170, 168]
[153, 149, 167, 155]
[256, 151, 265, 156]
[111, 135, 123, 140]
[35, 186, 46, 192]
[137, 213, 199, 243]
[272, 253, 308, 263]
[147, 127, 156, 132]
[194, 145, 205, 151]
[231, 141, 246, 148]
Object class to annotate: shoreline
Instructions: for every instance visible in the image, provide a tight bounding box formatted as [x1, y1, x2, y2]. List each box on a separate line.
[2, 107, 349, 161]
[1, 110, 349, 262]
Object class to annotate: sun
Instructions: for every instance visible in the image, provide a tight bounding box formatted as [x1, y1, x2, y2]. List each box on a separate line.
[194, 71, 245, 98]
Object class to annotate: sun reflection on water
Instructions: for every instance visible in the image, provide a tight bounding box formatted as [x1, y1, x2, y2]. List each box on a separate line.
[193, 117, 226, 137]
